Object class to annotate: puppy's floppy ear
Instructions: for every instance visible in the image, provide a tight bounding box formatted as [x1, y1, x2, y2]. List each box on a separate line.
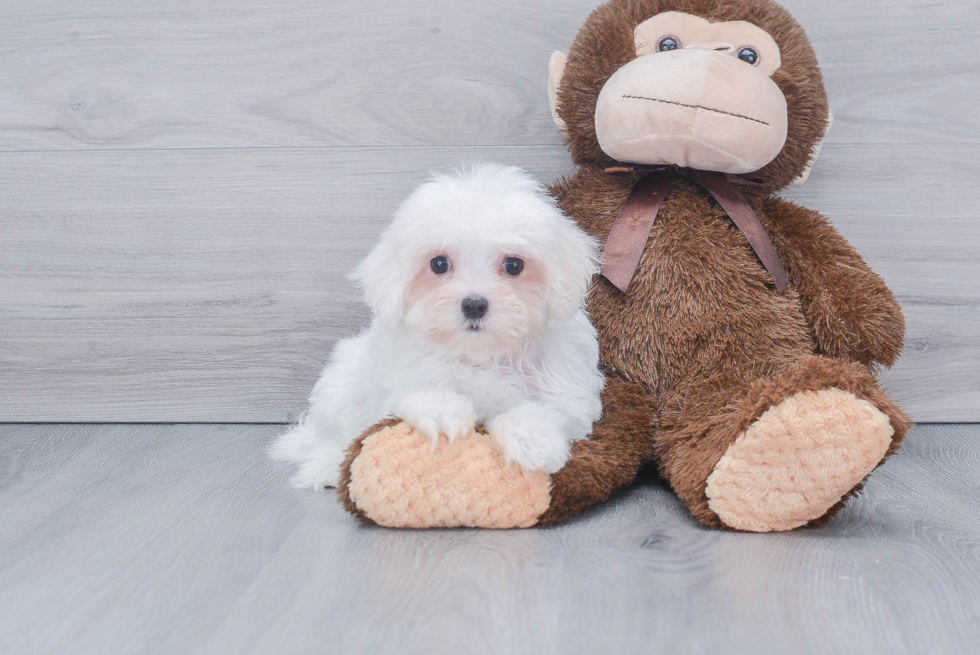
[350, 224, 409, 326]
[545, 207, 600, 321]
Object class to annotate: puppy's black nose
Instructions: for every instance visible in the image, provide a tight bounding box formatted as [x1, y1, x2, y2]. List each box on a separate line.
[461, 296, 489, 320]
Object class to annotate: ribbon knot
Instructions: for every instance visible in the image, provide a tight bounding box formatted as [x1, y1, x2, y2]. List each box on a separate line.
[598, 165, 788, 293]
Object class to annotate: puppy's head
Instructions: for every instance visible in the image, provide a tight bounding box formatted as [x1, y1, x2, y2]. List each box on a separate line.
[352, 163, 598, 360]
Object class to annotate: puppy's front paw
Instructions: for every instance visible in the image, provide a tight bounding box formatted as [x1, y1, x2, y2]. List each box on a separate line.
[488, 405, 571, 474]
[394, 390, 477, 447]
[288, 441, 346, 490]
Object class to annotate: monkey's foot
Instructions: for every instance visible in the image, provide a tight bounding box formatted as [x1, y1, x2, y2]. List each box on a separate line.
[704, 388, 894, 532]
[338, 420, 551, 529]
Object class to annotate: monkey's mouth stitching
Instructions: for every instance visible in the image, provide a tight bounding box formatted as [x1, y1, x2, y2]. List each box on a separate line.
[622, 95, 770, 126]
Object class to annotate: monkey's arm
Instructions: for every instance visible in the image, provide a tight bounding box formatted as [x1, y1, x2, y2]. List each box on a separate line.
[761, 196, 905, 368]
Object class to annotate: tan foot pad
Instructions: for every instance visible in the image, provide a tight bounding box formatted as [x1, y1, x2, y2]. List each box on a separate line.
[347, 422, 552, 529]
[705, 388, 894, 532]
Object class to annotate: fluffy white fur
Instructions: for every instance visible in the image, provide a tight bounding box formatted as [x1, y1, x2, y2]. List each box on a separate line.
[270, 163, 604, 489]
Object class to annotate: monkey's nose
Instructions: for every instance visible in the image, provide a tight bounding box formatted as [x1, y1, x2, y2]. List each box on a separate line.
[461, 297, 489, 320]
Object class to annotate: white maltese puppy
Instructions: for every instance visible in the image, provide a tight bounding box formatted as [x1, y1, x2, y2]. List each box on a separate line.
[271, 163, 604, 489]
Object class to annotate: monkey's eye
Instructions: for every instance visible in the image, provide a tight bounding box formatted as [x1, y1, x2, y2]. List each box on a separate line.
[657, 36, 680, 52]
[737, 47, 759, 66]
[503, 257, 524, 276]
[430, 255, 451, 275]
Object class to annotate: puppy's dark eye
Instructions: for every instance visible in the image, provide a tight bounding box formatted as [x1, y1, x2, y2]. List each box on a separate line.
[430, 255, 451, 275]
[737, 47, 759, 66]
[503, 257, 524, 276]
[658, 36, 680, 51]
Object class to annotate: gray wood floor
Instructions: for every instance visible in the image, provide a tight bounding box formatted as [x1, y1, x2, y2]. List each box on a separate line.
[1, 423, 978, 655]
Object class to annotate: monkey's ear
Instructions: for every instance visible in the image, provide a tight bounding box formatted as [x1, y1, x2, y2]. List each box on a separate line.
[791, 111, 833, 185]
[548, 51, 568, 133]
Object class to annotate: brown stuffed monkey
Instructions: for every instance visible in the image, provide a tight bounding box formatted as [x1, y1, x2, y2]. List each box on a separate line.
[337, 0, 911, 532]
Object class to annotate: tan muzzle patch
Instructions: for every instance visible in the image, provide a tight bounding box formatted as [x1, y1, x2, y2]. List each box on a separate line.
[594, 48, 788, 173]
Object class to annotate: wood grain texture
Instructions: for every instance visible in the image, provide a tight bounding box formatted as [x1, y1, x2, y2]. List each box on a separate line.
[0, 0, 975, 152]
[1, 144, 976, 422]
[0, 423, 978, 655]
[0, 147, 575, 422]
[0, 0, 976, 421]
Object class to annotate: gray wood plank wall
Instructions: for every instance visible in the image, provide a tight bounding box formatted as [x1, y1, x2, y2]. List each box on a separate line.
[1, 0, 977, 422]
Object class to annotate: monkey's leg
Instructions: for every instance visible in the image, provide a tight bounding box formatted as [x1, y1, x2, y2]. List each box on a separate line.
[336, 380, 656, 529]
[656, 355, 911, 532]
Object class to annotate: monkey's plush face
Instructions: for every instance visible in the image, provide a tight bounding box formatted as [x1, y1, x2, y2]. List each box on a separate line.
[549, 0, 832, 191]
[593, 12, 787, 174]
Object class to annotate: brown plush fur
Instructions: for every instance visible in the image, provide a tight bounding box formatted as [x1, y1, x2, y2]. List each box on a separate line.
[539, 0, 910, 529]
[537, 380, 657, 526]
[335, 0, 910, 531]
[557, 0, 830, 194]
[339, 383, 655, 527]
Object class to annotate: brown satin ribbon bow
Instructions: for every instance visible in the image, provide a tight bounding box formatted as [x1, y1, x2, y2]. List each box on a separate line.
[599, 165, 788, 293]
